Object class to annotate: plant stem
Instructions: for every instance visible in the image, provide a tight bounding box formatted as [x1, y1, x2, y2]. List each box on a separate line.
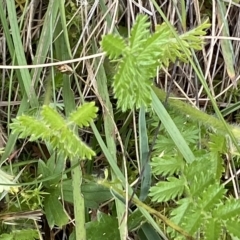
[152, 85, 240, 139]
[71, 159, 86, 240]
[98, 180, 194, 240]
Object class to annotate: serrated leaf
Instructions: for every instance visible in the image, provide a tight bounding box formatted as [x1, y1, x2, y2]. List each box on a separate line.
[139, 23, 172, 66]
[197, 183, 226, 211]
[151, 155, 184, 176]
[208, 133, 227, 153]
[113, 56, 152, 111]
[69, 102, 98, 127]
[149, 177, 185, 202]
[182, 208, 202, 234]
[170, 198, 192, 225]
[204, 218, 221, 240]
[101, 34, 125, 59]
[188, 171, 214, 196]
[10, 116, 51, 141]
[210, 152, 224, 180]
[213, 198, 240, 219]
[225, 219, 240, 238]
[185, 155, 214, 180]
[41, 105, 66, 131]
[129, 14, 149, 50]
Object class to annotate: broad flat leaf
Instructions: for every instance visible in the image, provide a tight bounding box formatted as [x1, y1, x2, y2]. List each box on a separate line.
[37, 159, 52, 179]
[138, 222, 163, 240]
[0, 229, 39, 240]
[62, 180, 112, 208]
[44, 188, 68, 228]
[0, 169, 19, 193]
[149, 177, 185, 202]
[86, 212, 120, 240]
[128, 209, 146, 231]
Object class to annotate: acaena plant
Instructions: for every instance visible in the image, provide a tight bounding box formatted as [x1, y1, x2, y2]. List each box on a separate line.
[149, 109, 240, 239]
[10, 102, 98, 238]
[101, 14, 210, 111]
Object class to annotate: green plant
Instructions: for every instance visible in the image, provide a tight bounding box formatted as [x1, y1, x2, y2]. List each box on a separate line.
[101, 14, 209, 112]
[10, 102, 98, 237]
[148, 110, 240, 239]
[100, 13, 240, 239]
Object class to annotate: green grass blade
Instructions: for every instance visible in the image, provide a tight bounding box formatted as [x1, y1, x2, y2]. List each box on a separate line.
[91, 123, 168, 239]
[6, 0, 38, 107]
[151, 89, 195, 163]
[93, 51, 127, 239]
[216, 0, 236, 86]
[139, 106, 151, 201]
[151, 0, 240, 154]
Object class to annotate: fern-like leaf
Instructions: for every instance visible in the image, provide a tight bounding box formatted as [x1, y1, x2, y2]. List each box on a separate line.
[208, 133, 227, 153]
[210, 152, 225, 180]
[69, 102, 98, 127]
[113, 55, 152, 111]
[184, 157, 215, 184]
[10, 105, 96, 160]
[225, 219, 240, 238]
[213, 198, 240, 219]
[180, 20, 210, 50]
[10, 116, 51, 141]
[151, 154, 184, 176]
[181, 208, 202, 234]
[188, 170, 214, 196]
[170, 198, 192, 226]
[129, 14, 150, 51]
[149, 177, 185, 202]
[197, 183, 226, 211]
[41, 105, 66, 131]
[101, 34, 126, 59]
[51, 128, 95, 160]
[204, 218, 221, 240]
[138, 23, 173, 67]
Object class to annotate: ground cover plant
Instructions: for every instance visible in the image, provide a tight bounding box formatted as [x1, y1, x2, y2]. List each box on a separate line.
[0, 0, 240, 239]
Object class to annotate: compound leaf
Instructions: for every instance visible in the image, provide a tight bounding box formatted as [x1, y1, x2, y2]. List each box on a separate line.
[101, 34, 125, 59]
[151, 155, 184, 176]
[213, 198, 240, 220]
[149, 177, 185, 202]
[225, 219, 240, 238]
[197, 183, 226, 211]
[69, 102, 98, 127]
[204, 218, 221, 240]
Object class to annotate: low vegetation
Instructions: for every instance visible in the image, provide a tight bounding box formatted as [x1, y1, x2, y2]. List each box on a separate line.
[0, 0, 240, 239]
